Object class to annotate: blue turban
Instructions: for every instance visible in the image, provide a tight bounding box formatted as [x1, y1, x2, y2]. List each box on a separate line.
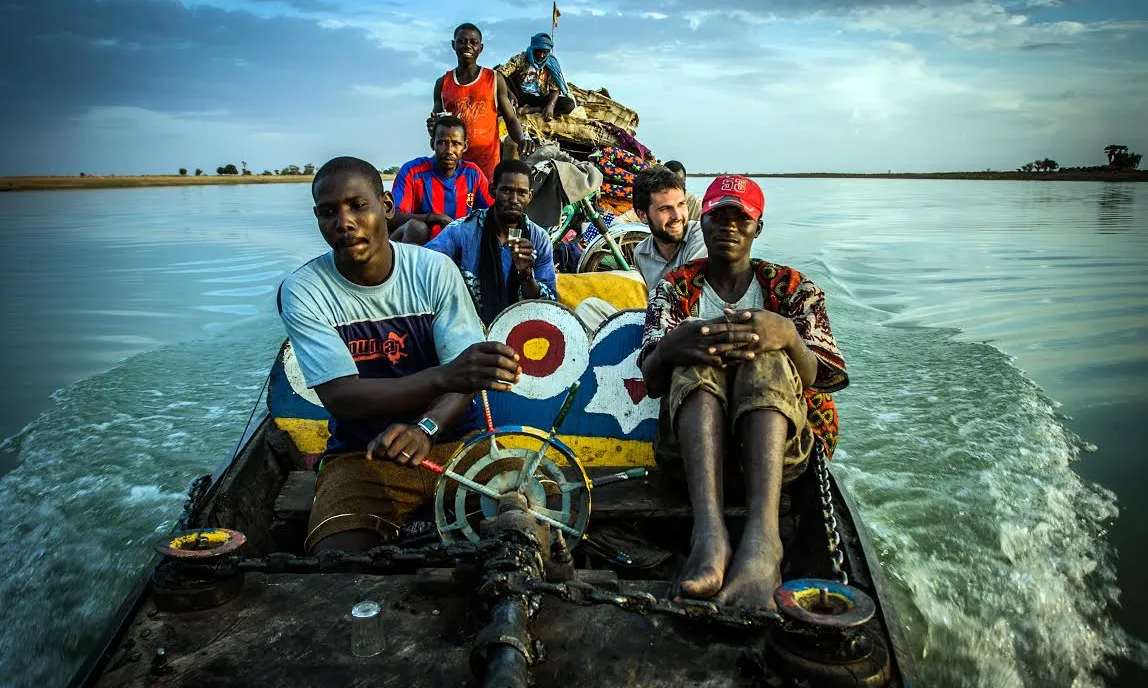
[527, 33, 569, 98]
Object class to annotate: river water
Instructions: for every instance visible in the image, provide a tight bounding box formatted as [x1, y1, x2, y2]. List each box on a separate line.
[0, 179, 1145, 686]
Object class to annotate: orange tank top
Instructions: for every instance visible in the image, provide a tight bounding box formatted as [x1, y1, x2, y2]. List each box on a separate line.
[441, 67, 500, 182]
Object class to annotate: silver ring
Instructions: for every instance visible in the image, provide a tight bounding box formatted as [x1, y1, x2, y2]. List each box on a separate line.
[400, 451, 412, 459]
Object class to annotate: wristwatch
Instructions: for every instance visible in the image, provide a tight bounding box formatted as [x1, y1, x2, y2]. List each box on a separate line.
[416, 417, 440, 440]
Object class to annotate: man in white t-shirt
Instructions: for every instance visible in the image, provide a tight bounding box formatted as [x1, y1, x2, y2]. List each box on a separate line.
[277, 156, 522, 553]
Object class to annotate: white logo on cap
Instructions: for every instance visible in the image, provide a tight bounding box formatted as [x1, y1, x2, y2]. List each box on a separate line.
[720, 177, 747, 193]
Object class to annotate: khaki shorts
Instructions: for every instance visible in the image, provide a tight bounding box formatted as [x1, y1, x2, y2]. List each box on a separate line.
[655, 350, 814, 486]
[304, 442, 461, 553]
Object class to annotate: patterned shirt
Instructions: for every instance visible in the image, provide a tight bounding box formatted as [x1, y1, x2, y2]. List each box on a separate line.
[391, 157, 492, 239]
[642, 258, 849, 457]
[498, 52, 556, 98]
[426, 208, 558, 315]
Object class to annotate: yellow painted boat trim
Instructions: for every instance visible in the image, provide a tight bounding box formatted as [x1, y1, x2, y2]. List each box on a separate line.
[272, 417, 654, 468]
[274, 417, 329, 456]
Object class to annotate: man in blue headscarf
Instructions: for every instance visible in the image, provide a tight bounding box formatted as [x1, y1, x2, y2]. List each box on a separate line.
[497, 33, 576, 121]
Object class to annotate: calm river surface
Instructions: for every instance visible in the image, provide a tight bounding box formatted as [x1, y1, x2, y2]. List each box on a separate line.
[0, 179, 1145, 687]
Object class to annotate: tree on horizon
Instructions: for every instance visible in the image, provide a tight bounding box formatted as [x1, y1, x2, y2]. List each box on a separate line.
[1105, 144, 1141, 170]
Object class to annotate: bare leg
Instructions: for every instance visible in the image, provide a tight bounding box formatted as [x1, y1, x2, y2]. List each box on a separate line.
[670, 390, 732, 601]
[714, 409, 787, 610]
[390, 219, 430, 245]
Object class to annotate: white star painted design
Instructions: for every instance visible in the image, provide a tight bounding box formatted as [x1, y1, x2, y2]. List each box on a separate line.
[585, 349, 659, 435]
[283, 343, 323, 407]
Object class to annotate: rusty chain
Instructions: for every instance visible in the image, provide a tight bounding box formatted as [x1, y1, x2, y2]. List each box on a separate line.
[815, 445, 848, 585]
[182, 536, 798, 631]
[195, 539, 493, 576]
[480, 572, 795, 631]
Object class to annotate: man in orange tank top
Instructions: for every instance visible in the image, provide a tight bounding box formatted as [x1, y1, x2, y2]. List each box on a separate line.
[433, 23, 534, 183]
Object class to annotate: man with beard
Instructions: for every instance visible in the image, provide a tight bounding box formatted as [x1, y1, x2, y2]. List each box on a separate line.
[390, 116, 492, 245]
[432, 23, 534, 183]
[629, 166, 707, 288]
[277, 156, 522, 553]
[426, 159, 557, 325]
[640, 175, 848, 611]
[569, 166, 707, 329]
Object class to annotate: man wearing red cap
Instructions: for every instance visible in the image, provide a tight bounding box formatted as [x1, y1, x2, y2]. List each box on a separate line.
[639, 175, 849, 610]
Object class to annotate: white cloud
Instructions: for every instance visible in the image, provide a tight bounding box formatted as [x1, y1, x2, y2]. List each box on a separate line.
[318, 17, 444, 57]
[12, 0, 1146, 175]
[844, 1, 1148, 51]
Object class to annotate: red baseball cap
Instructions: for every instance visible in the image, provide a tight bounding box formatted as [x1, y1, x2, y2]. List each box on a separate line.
[701, 175, 765, 221]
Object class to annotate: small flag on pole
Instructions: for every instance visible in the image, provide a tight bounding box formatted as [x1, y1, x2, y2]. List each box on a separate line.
[552, 2, 560, 33]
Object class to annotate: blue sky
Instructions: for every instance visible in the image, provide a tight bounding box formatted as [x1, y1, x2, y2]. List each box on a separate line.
[1, 0, 1145, 175]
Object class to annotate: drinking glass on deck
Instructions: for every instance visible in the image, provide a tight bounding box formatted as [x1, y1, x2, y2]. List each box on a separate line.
[351, 601, 384, 657]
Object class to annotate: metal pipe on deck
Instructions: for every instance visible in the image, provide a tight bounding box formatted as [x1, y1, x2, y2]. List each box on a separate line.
[481, 598, 532, 688]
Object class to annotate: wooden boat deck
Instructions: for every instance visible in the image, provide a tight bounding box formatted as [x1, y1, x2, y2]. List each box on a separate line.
[96, 572, 781, 687]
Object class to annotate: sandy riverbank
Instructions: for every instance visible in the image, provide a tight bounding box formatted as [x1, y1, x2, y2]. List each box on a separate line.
[5, 169, 1144, 192]
[0, 173, 397, 192]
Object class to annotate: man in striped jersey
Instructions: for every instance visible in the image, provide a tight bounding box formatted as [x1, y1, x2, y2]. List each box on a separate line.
[390, 115, 493, 245]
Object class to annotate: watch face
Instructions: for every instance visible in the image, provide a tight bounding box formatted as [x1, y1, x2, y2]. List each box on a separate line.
[419, 418, 439, 436]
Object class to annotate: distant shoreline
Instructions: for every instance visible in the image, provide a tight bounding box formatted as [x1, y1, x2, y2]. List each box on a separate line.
[3, 168, 1144, 192]
[0, 173, 398, 192]
[690, 170, 1148, 182]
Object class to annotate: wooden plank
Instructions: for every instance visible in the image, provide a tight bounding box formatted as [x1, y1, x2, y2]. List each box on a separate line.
[273, 471, 316, 521]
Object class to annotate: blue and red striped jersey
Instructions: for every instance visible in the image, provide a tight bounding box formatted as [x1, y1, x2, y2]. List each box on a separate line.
[391, 157, 492, 237]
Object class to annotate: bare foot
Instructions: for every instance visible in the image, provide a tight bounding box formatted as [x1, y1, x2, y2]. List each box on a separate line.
[713, 535, 783, 610]
[671, 525, 732, 601]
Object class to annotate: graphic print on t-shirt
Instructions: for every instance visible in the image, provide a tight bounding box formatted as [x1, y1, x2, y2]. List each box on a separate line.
[335, 314, 438, 379]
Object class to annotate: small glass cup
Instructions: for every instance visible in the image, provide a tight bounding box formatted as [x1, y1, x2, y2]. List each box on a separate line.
[351, 601, 384, 657]
[508, 226, 523, 244]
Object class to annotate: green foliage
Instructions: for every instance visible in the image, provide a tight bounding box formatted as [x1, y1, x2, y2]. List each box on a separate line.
[262, 170, 274, 176]
[216, 164, 239, 175]
[195, 168, 204, 176]
[1019, 158, 1058, 173]
[178, 168, 188, 176]
[280, 164, 302, 175]
[302, 163, 315, 175]
[1105, 145, 1142, 170]
[241, 169, 253, 176]
[382, 166, 401, 175]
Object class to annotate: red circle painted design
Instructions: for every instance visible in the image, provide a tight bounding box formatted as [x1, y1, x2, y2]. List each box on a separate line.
[506, 319, 566, 378]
